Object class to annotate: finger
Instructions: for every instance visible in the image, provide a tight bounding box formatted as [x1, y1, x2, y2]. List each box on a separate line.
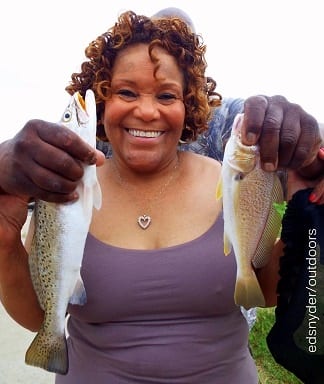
[28, 165, 80, 197]
[257, 97, 287, 171]
[309, 178, 324, 205]
[95, 149, 106, 166]
[33, 191, 79, 204]
[276, 104, 302, 168]
[7, 165, 79, 203]
[29, 120, 99, 165]
[298, 154, 324, 180]
[318, 147, 324, 160]
[291, 113, 320, 169]
[241, 95, 268, 145]
[31, 140, 85, 181]
[297, 131, 324, 179]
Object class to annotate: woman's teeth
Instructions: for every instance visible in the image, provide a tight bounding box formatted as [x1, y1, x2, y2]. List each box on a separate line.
[128, 129, 162, 138]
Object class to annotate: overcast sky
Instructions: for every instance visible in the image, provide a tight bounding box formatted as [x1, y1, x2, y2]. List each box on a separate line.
[1, 0, 323, 142]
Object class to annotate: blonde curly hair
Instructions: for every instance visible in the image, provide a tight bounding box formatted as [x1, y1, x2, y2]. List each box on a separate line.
[66, 10, 221, 142]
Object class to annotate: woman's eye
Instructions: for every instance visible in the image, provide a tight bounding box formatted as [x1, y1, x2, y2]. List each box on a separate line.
[158, 93, 178, 105]
[117, 89, 137, 100]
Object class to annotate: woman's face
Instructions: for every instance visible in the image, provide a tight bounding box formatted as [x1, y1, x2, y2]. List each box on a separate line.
[103, 43, 185, 172]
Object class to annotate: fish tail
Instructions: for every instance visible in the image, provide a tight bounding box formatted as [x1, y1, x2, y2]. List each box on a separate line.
[234, 273, 265, 309]
[25, 325, 68, 375]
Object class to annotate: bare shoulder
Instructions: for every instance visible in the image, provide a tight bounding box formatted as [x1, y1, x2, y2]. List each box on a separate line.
[180, 151, 221, 178]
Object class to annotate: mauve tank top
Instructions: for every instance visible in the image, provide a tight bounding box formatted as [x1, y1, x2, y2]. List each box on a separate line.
[55, 217, 258, 383]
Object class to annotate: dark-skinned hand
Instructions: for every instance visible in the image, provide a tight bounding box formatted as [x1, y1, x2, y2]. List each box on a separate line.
[242, 95, 324, 180]
[0, 119, 105, 203]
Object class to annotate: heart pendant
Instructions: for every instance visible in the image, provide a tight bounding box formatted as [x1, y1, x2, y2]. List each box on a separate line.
[137, 215, 151, 230]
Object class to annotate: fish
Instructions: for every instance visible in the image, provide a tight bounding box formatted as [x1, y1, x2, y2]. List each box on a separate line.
[24, 89, 102, 374]
[216, 113, 284, 310]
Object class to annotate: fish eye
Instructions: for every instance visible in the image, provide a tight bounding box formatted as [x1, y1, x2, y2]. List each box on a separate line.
[234, 172, 245, 181]
[62, 108, 73, 122]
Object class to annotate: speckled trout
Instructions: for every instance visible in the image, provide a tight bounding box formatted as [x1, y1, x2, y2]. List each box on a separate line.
[216, 113, 283, 310]
[24, 90, 102, 374]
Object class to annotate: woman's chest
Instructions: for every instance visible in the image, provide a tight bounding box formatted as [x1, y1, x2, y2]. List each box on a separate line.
[68, 219, 237, 323]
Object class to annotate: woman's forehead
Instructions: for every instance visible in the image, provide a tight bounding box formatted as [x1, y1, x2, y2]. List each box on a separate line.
[113, 44, 181, 75]
[111, 45, 184, 90]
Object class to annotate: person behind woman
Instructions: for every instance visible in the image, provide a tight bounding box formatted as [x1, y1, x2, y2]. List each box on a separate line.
[0, 10, 322, 384]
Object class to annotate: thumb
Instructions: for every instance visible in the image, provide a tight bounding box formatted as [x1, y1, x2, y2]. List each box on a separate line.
[298, 147, 324, 179]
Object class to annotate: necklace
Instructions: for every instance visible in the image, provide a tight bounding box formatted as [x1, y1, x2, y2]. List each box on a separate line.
[111, 156, 180, 230]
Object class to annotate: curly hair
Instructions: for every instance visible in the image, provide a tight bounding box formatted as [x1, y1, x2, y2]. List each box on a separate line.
[65, 10, 222, 142]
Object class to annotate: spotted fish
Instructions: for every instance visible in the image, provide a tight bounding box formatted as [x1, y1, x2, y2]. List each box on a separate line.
[216, 113, 283, 309]
[24, 90, 102, 374]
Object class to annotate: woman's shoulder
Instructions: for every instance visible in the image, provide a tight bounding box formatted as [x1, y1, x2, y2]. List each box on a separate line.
[180, 151, 222, 187]
[180, 150, 221, 171]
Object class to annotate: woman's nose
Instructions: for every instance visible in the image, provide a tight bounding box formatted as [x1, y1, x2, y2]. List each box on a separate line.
[133, 95, 160, 121]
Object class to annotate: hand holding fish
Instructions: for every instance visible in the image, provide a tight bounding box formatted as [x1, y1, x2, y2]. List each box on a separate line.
[23, 90, 102, 375]
[217, 113, 284, 309]
[242, 95, 324, 179]
[217, 111, 324, 310]
[0, 117, 105, 203]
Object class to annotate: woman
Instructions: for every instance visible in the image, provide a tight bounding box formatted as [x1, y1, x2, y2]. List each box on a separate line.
[0, 10, 321, 383]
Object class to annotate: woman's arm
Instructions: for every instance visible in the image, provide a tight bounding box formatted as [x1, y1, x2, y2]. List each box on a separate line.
[0, 194, 44, 331]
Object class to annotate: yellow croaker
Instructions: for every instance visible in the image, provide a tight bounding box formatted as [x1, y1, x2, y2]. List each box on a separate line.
[24, 90, 102, 374]
[216, 114, 283, 310]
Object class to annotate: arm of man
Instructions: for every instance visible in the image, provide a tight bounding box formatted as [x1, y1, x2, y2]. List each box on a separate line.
[0, 194, 44, 331]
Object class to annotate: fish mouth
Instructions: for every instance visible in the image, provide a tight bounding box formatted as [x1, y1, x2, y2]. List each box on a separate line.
[127, 128, 164, 138]
[228, 152, 257, 173]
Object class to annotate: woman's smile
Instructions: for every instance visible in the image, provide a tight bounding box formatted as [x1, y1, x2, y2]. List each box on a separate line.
[126, 129, 164, 139]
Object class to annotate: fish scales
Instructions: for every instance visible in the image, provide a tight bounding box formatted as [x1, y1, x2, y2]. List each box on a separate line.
[216, 113, 283, 310]
[24, 90, 102, 374]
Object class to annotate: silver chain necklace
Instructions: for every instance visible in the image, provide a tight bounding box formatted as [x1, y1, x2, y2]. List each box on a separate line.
[111, 156, 180, 230]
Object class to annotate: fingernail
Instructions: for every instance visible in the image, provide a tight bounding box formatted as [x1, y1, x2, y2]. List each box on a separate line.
[309, 192, 318, 203]
[246, 133, 257, 144]
[263, 162, 276, 172]
[88, 152, 97, 165]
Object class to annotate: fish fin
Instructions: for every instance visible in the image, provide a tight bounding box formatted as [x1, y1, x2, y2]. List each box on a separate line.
[234, 272, 265, 309]
[24, 212, 35, 251]
[252, 178, 284, 268]
[224, 232, 232, 256]
[215, 177, 223, 200]
[69, 275, 87, 305]
[25, 326, 68, 375]
[81, 169, 102, 211]
[92, 180, 102, 210]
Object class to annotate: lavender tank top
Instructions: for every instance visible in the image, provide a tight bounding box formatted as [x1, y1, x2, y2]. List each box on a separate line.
[56, 218, 258, 383]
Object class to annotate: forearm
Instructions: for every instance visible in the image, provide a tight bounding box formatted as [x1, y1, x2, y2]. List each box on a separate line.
[0, 140, 9, 195]
[0, 238, 44, 332]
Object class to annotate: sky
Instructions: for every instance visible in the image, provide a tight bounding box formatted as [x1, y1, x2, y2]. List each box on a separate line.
[1, 0, 323, 142]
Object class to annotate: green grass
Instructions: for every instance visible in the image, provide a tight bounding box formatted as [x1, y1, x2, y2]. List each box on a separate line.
[249, 308, 302, 384]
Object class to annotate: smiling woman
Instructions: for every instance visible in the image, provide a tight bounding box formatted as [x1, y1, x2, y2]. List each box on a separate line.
[0, 8, 322, 384]
[102, 44, 186, 172]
